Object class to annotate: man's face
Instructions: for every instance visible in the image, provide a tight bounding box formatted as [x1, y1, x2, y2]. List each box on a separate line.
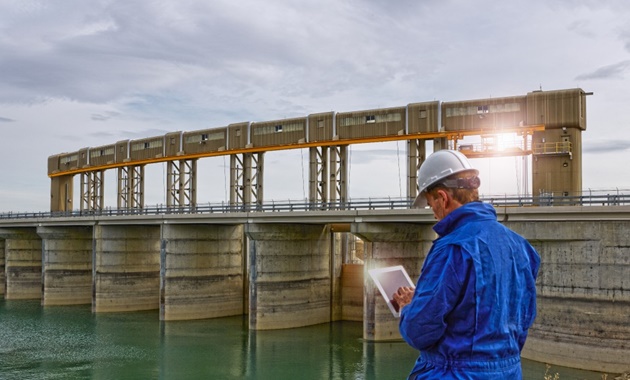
[425, 191, 447, 221]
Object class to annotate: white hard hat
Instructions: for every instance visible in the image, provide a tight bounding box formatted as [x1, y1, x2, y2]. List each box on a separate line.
[412, 149, 479, 208]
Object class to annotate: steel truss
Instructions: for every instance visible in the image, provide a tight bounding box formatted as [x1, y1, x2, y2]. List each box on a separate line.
[117, 165, 145, 210]
[309, 146, 347, 208]
[167, 159, 197, 209]
[230, 153, 264, 209]
[80, 170, 104, 211]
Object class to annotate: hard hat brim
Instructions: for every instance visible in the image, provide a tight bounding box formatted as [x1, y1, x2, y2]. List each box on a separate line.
[412, 193, 428, 209]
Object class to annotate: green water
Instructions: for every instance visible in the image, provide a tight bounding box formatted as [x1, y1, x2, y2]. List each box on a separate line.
[0, 300, 608, 380]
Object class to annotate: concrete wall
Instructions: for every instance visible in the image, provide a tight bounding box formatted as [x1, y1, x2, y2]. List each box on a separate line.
[0, 228, 42, 300]
[37, 226, 93, 305]
[507, 218, 630, 374]
[246, 223, 331, 330]
[93, 225, 161, 312]
[0, 208, 628, 373]
[341, 264, 363, 321]
[160, 224, 244, 321]
[0, 239, 5, 296]
[352, 222, 434, 341]
[330, 232, 344, 322]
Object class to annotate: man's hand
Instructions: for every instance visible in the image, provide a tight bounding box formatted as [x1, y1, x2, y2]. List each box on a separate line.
[392, 286, 415, 312]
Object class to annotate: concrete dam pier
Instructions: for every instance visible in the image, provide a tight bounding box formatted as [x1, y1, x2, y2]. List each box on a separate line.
[0, 206, 628, 373]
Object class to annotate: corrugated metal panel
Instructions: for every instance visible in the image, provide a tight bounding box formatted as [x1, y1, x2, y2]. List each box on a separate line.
[164, 132, 183, 157]
[251, 117, 306, 147]
[407, 101, 439, 134]
[526, 88, 586, 130]
[129, 136, 164, 160]
[442, 96, 527, 132]
[308, 112, 335, 142]
[78, 148, 90, 168]
[115, 140, 129, 163]
[48, 155, 60, 175]
[336, 106, 406, 140]
[183, 127, 227, 154]
[227, 122, 250, 150]
[58, 151, 80, 171]
[89, 144, 117, 166]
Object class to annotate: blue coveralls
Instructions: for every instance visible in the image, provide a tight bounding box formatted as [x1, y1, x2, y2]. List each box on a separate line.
[399, 202, 540, 379]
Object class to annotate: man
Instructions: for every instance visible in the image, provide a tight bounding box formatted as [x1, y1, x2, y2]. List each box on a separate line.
[393, 149, 540, 380]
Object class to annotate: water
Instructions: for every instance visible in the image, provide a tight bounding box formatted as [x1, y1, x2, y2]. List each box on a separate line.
[0, 300, 610, 380]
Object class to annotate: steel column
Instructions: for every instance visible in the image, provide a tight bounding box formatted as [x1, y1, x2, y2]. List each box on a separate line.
[80, 170, 104, 211]
[230, 153, 264, 209]
[166, 159, 197, 209]
[117, 165, 144, 210]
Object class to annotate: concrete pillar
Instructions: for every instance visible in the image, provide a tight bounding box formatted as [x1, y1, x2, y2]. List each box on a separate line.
[0, 228, 42, 300]
[160, 224, 245, 321]
[507, 218, 630, 374]
[37, 226, 93, 306]
[0, 239, 5, 296]
[340, 263, 363, 321]
[246, 223, 331, 330]
[93, 225, 160, 312]
[330, 231, 344, 321]
[352, 222, 434, 341]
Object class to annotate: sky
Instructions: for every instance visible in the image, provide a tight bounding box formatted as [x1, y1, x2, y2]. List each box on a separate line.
[1, 0, 629, 212]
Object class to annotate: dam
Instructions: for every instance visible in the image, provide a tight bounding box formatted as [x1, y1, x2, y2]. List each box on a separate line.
[0, 204, 628, 374]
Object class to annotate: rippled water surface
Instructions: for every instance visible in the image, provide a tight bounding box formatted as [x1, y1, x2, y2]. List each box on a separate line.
[0, 300, 608, 379]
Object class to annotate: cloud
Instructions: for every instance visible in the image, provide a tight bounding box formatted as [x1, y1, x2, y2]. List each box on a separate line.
[583, 139, 630, 153]
[0, 116, 15, 122]
[91, 111, 120, 121]
[575, 60, 630, 80]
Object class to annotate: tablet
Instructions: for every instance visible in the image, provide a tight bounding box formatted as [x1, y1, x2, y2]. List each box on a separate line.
[368, 265, 415, 317]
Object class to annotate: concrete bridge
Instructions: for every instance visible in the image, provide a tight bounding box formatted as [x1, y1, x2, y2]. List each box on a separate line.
[0, 205, 628, 373]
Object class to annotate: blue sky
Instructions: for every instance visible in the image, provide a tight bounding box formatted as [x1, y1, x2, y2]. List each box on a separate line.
[1, 0, 629, 212]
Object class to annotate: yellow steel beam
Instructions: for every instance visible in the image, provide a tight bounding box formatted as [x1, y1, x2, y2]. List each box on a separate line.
[49, 125, 544, 178]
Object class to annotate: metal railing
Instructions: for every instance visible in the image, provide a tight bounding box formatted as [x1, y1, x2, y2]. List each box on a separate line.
[2, 192, 630, 220]
[532, 141, 572, 155]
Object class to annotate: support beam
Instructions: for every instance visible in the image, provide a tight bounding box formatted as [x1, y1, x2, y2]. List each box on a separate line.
[246, 223, 331, 330]
[117, 165, 145, 210]
[329, 145, 348, 208]
[37, 226, 93, 306]
[433, 137, 448, 152]
[230, 153, 264, 210]
[50, 175, 74, 212]
[80, 170, 104, 211]
[407, 139, 426, 201]
[167, 159, 198, 209]
[160, 224, 244, 321]
[0, 228, 42, 300]
[309, 146, 347, 208]
[93, 225, 160, 312]
[309, 147, 329, 205]
[0, 239, 5, 296]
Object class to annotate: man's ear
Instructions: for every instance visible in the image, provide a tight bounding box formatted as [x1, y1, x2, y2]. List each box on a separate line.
[437, 188, 454, 208]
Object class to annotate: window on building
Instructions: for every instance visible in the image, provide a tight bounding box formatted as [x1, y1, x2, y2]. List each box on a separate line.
[275, 125, 283, 132]
[477, 105, 489, 114]
[419, 110, 427, 119]
[366, 115, 376, 123]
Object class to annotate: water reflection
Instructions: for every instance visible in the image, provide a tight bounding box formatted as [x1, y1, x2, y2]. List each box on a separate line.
[0, 300, 612, 380]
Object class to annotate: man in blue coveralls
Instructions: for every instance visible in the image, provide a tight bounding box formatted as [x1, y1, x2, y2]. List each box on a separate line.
[393, 149, 540, 380]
